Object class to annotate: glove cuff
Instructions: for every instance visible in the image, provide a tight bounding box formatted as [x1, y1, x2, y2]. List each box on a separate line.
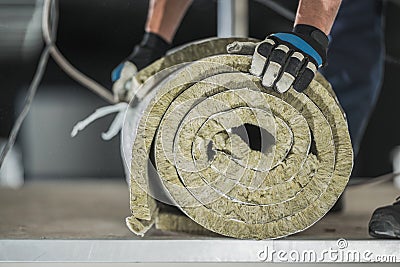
[141, 32, 171, 52]
[126, 32, 171, 70]
[293, 24, 329, 66]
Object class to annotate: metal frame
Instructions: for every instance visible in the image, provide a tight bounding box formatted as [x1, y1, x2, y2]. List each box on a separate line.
[217, 0, 248, 37]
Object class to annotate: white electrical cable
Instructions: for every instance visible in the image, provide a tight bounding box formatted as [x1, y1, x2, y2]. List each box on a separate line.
[42, 0, 116, 104]
[0, 46, 51, 169]
[0, 0, 58, 169]
[0, 0, 116, 170]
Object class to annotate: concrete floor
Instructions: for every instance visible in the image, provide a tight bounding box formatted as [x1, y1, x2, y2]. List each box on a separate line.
[0, 180, 399, 239]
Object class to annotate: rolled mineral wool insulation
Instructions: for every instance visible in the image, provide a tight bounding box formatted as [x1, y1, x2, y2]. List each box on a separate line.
[121, 38, 353, 239]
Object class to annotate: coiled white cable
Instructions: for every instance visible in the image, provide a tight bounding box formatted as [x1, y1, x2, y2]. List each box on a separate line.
[42, 0, 115, 104]
[0, 0, 116, 169]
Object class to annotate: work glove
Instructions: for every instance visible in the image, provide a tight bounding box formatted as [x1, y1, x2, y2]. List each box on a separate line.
[111, 32, 170, 102]
[227, 24, 329, 93]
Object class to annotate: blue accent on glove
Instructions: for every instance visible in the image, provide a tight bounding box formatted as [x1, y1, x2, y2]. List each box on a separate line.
[111, 63, 124, 82]
[271, 33, 323, 67]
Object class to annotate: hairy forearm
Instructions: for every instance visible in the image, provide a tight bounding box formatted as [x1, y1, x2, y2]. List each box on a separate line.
[295, 0, 342, 35]
[146, 0, 192, 43]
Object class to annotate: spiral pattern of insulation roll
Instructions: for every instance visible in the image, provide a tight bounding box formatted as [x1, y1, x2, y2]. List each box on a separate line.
[124, 38, 353, 239]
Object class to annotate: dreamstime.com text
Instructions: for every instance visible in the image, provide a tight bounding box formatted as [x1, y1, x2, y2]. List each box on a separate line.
[257, 238, 397, 263]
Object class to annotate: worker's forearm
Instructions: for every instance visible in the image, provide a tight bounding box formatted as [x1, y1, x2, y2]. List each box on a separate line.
[145, 0, 192, 43]
[295, 0, 342, 35]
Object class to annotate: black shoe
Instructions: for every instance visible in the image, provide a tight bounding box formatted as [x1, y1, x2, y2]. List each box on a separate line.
[369, 196, 400, 239]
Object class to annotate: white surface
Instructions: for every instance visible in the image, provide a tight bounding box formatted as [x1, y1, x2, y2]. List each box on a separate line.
[0, 239, 399, 263]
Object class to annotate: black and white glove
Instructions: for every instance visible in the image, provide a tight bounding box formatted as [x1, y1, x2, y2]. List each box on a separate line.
[111, 32, 170, 102]
[227, 24, 329, 93]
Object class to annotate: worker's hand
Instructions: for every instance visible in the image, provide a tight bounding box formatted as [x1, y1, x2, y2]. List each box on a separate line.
[111, 33, 170, 102]
[227, 24, 329, 93]
[111, 61, 138, 103]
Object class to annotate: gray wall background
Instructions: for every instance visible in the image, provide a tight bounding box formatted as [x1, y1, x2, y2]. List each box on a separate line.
[1, 0, 400, 179]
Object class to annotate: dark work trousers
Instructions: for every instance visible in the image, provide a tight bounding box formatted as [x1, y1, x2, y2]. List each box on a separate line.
[320, 0, 385, 156]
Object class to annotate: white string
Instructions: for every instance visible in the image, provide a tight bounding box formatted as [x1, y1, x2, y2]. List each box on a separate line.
[71, 103, 129, 140]
[101, 107, 127, 140]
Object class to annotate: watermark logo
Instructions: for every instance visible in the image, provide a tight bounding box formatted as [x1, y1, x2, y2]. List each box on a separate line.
[257, 238, 397, 263]
[336, 238, 348, 249]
